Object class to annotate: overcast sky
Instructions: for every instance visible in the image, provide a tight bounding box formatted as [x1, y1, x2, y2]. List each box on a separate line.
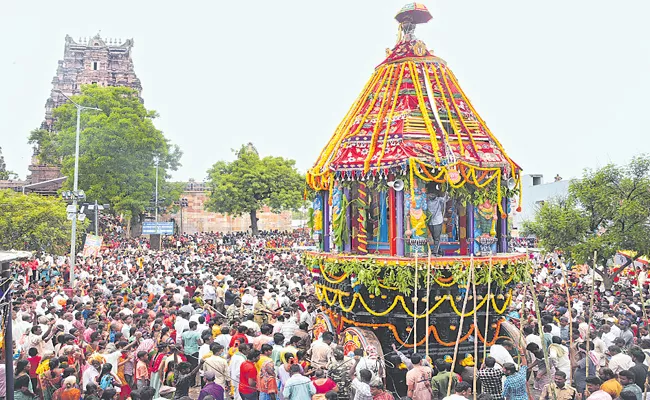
[1, 0, 649, 183]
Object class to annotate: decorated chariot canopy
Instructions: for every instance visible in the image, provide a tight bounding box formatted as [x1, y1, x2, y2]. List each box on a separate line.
[307, 3, 522, 216]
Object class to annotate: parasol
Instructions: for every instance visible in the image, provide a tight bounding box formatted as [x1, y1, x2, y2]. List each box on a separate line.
[395, 3, 433, 24]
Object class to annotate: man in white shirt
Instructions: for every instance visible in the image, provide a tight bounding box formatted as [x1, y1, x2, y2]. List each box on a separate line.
[203, 282, 216, 304]
[52, 292, 67, 310]
[442, 381, 472, 400]
[121, 315, 133, 340]
[203, 343, 229, 390]
[602, 324, 617, 349]
[349, 363, 373, 400]
[241, 289, 256, 313]
[608, 345, 634, 373]
[489, 340, 515, 368]
[55, 313, 74, 334]
[229, 343, 248, 400]
[174, 312, 190, 338]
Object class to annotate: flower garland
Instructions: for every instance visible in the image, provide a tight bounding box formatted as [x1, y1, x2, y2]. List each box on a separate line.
[437, 64, 480, 158]
[327, 309, 504, 348]
[376, 63, 406, 167]
[409, 61, 441, 163]
[364, 64, 397, 173]
[445, 68, 518, 177]
[315, 284, 512, 318]
[307, 65, 389, 188]
[430, 63, 465, 156]
[310, 253, 524, 291]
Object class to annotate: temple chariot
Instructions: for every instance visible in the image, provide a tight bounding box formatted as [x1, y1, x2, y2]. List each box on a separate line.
[304, 3, 529, 394]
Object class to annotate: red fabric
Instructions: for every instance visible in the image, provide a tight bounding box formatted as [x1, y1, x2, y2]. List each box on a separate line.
[28, 356, 41, 378]
[239, 361, 258, 395]
[230, 333, 249, 348]
[312, 378, 337, 394]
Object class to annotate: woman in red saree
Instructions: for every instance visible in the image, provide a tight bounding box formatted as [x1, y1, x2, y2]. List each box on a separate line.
[149, 343, 171, 397]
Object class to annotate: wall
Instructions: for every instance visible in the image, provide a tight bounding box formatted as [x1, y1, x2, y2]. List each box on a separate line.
[511, 174, 571, 229]
[167, 191, 293, 233]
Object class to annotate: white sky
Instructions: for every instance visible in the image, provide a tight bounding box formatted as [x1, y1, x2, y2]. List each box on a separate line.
[1, 0, 649, 183]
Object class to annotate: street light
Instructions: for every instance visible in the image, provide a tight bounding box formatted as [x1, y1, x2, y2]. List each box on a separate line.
[56, 90, 101, 287]
[153, 156, 160, 234]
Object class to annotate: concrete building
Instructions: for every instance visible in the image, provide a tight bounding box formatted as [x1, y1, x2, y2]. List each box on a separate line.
[511, 173, 571, 230]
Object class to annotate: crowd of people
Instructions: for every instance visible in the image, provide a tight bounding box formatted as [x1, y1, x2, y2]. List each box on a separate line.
[5, 222, 650, 400]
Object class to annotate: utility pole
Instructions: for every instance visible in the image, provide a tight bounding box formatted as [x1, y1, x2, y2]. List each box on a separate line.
[154, 157, 159, 234]
[1, 250, 31, 400]
[1, 259, 13, 399]
[56, 90, 101, 286]
[94, 199, 99, 235]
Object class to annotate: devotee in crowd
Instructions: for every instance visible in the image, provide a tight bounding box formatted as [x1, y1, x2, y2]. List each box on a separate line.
[8, 216, 650, 400]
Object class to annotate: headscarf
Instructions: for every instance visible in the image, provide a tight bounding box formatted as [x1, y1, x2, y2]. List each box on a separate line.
[63, 375, 77, 388]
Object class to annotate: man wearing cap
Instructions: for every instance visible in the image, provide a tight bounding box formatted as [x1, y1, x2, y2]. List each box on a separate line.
[198, 371, 225, 400]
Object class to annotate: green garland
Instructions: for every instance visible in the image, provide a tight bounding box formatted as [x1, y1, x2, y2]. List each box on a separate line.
[446, 179, 520, 207]
[303, 253, 530, 296]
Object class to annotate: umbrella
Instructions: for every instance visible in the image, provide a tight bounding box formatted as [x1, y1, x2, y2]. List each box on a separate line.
[395, 3, 433, 24]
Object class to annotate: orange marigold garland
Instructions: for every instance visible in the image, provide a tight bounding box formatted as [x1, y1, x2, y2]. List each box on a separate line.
[327, 310, 503, 348]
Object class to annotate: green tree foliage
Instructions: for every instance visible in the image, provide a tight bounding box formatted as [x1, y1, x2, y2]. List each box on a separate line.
[0, 147, 18, 180]
[205, 145, 304, 235]
[524, 155, 650, 289]
[0, 190, 87, 253]
[27, 85, 182, 222]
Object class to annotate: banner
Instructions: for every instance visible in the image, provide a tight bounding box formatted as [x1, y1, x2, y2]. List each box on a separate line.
[83, 234, 104, 257]
[142, 221, 174, 235]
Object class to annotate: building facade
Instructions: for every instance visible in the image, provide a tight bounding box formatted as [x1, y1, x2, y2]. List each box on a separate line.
[27, 34, 142, 193]
[166, 180, 293, 233]
[511, 174, 571, 231]
[43, 34, 142, 129]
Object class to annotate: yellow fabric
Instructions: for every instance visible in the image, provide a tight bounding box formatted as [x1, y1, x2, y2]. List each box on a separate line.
[601, 379, 622, 397]
[409, 209, 426, 236]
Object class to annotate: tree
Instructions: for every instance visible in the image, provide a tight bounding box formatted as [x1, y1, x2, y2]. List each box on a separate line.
[28, 85, 182, 227]
[0, 190, 87, 253]
[0, 146, 18, 180]
[524, 155, 650, 289]
[205, 144, 304, 235]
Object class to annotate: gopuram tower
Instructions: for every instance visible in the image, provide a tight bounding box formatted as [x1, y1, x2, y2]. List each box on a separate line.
[28, 34, 142, 192]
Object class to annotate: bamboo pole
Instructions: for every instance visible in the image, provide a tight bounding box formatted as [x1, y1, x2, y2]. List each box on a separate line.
[560, 264, 574, 382]
[585, 251, 597, 378]
[483, 258, 492, 359]
[520, 279, 532, 397]
[518, 279, 526, 368]
[447, 257, 475, 397]
[472, 259, 479, 400]
[528, 272, 553, 397]
[426, 247, 432, 358]
[414, 250, 418, 352]
[637, 265, 648, 399]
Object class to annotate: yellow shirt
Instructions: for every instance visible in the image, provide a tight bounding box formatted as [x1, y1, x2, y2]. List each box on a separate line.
[212, 325, 221, 338]
[256, 355, 272, 371]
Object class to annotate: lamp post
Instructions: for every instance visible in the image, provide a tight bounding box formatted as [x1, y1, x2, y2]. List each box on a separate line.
[154, 156, 159, 234]
[56, 90, 101, 286]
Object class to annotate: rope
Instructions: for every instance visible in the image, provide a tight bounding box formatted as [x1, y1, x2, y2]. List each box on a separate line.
[447, 259, 474, 397]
